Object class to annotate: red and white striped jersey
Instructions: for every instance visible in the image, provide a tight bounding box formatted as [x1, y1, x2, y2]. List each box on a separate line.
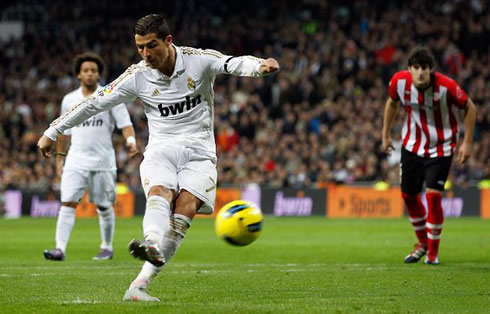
[389, 70, 468, 158]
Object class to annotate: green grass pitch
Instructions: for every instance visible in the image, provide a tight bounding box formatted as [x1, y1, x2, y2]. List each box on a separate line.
[0, 217, 488, 313]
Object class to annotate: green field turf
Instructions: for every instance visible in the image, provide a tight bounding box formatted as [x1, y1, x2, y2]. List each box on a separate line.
[0, 217, 488, 313]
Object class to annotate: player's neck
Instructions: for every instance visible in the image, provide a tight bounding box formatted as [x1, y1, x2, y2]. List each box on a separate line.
[159, 46, 176, 77]
[81, 84, 97, 97]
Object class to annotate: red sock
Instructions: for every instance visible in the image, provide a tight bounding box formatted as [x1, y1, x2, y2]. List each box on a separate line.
[426, 192, 444, 260]
[402, 193, 427, 246]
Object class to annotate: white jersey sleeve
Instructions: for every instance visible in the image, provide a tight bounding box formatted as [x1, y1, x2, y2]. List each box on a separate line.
[44, 64, 139, 140]
[197, 48, 265, 78]
[60, 95, 72, 136]
[110, 104, 133, 129]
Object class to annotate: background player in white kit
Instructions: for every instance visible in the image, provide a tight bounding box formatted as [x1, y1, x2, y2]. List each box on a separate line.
[43, 53, 139, 261]
[38, 14, 279, 301]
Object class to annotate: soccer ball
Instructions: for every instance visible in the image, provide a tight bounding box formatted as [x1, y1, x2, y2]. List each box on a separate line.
[215, 200, 263, 246]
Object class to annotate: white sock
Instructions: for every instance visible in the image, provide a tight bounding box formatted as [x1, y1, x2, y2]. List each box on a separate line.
[55, 206, 76, 253]
[130, 214, 191, 289]
[161, 214, 191, 261]
[142, 195, 171, 248]
[130, 262, 161, 289]
[97, 207, 115, 251]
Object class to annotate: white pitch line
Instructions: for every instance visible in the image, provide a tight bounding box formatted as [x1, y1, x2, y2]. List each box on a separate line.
[61, 298, 101, 304]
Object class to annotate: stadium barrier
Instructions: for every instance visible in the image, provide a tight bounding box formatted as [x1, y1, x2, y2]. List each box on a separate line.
[326, 185, 403, 218]
[3, 190, 135, 218]
[2, 186, 488, 218]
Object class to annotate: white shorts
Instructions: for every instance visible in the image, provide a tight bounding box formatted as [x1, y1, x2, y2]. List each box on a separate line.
[60, 168, 117, 208]
[139, 144, 217, 214]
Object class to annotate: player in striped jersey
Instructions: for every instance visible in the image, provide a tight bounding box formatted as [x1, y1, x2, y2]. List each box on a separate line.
[37, 14, 279, 301]
[382, 46, 476, 265]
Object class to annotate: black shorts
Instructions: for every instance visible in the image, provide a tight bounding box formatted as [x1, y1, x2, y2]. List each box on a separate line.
[400, 148, 453, 195]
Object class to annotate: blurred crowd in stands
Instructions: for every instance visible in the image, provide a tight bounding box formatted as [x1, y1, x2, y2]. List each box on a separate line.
[0, 0, 488, 192]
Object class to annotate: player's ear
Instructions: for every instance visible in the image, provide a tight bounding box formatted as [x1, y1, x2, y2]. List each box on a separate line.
[164, 35, 173, 45]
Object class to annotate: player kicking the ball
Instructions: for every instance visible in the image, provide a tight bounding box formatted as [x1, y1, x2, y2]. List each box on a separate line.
[38, 14, 279, 301]
[43, 53, 138, 262]
[382, 46, 476, 265]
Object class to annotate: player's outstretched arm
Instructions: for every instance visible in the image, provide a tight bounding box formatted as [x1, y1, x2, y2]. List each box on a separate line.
[381, 97, 400, 156]
[207, 50, 280, 78]
[38, 67, 138, 158]
[457, 98, 477, 164]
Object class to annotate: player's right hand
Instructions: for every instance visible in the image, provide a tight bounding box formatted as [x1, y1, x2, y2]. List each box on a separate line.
[127, 142, 140, 158]
[37, 135, 55, 158]
[382, 136, 394, 156]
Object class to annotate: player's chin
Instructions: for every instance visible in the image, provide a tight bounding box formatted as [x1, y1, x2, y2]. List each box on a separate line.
[85, 81, 97, 88]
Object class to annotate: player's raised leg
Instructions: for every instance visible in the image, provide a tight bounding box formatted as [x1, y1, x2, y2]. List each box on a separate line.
[125, 157, 215, 301]
[124, 185, 175, 302]
[128, 192, 195, 285]
[128, 185, 173, 266]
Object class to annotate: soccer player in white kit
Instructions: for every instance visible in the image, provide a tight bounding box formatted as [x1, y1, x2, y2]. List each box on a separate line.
[43, 53, 139, 261]
[38, 14, 279, 301]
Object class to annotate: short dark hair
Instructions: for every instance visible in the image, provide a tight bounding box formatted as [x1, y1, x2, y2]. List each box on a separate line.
[73, 52, 105, 75]
[407, 46, 435, 69]
[134, 14, 171, 40]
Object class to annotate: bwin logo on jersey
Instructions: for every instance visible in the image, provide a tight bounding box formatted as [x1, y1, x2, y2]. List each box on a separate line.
[158, 95, 202, 117]
[78, 118, 103, 127]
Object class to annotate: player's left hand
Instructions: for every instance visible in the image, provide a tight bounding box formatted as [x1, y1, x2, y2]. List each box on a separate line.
[457, 142, 472, 164]
[259, 58, 280, 74]
[126, 142, 140, 158]
[37, 135, 55, 158]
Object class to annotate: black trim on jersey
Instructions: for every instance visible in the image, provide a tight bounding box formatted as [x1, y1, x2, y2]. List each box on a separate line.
[224, 57, 235, 73]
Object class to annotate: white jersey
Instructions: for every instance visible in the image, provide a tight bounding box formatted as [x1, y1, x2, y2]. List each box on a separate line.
[61, 86, 133, 171]
[45, 45, 265, 162]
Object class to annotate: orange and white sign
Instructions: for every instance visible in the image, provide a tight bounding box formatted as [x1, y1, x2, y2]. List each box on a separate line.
[327, 186, 403, 218]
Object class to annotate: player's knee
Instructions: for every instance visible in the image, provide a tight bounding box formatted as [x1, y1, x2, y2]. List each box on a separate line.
[401, 192, 418, 205]
[148, 185, 174, 203]
[61, 202, 78, 208]
[426, 188, 442, 195]
[97, 206, 108, 211]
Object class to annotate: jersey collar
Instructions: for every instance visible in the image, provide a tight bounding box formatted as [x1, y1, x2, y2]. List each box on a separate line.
[158, 44, 185, 80]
